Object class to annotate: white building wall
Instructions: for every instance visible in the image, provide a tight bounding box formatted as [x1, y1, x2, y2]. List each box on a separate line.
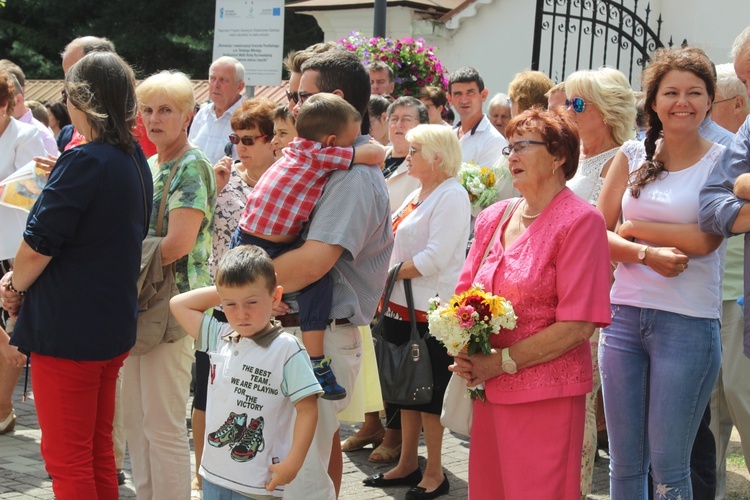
[299, 0, 749, 100]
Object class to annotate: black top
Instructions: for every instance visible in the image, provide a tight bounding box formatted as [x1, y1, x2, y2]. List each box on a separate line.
[383, 155, 406, 179]
[12, 142, 153, 360]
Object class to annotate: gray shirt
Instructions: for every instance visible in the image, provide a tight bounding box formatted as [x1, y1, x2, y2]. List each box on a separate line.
[698, 115, 750, 355]
[304, 135, 393, 325]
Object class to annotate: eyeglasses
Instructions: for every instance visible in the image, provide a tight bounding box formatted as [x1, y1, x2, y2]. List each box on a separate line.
[712, 96, 738, 106]
[501, 140, 546, 157]
[285, 89, 299, 104]
[297, 91, 317, 105]
[228, 133, 269, 146]
[408, 146, 421, 156]
[565, 97, 586, 113]
[389, 115, 416, 125]
[61, 89, 68, 106]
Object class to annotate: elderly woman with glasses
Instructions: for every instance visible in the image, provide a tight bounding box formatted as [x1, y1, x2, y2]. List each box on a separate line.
[451, 108, 611, 500]
[363, 124, 470, 499]
[121, 70, 217, 500]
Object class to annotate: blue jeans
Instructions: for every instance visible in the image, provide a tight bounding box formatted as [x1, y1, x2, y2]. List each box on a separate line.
[599, 305, 721, 499]
[202, 478, 276, 500]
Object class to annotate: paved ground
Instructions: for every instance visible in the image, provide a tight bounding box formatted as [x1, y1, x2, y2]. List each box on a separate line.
[0, 365, 611, 499]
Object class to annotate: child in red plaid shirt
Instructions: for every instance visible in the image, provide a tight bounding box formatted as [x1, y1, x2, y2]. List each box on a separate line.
[231, 94, 384, 399]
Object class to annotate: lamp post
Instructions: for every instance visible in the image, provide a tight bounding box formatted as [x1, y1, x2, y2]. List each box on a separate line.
[374, 0, 386, 37]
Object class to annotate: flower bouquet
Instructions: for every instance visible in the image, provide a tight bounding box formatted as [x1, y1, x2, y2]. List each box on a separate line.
[458, 161, 503, 217]
[427, 284, 517, 401]
[337, 31, 449, 97]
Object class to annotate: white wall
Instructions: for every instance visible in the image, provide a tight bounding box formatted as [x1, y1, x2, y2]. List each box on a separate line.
[300, 0, 750, 99]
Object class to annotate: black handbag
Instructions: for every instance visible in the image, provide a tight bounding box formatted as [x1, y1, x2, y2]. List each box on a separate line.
[372, 263, 433, 406]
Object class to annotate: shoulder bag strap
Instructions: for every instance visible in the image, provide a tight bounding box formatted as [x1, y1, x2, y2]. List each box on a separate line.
[402, 278, 420, 342]
[479, 198, 522, 268]
[130, 152, 150, 239]
[155, 149, 190, 237]
[376, 262, 403, 322]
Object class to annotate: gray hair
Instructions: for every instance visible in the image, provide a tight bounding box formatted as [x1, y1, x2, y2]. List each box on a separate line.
[387, 96, 429, 124]
[731, 26, 750, 59]
[716, 63, 750, 113]
[210, 56, 245, 83]
[487, 93, 510, 111]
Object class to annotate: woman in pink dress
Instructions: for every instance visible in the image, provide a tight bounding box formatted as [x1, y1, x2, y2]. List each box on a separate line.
[452, 108, 612, 499]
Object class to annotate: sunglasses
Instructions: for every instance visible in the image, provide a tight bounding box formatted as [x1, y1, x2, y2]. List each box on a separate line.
[285, 89, 318, 105]
[228, 133, 268, 146]
[285, 89, 299, 104]
[565, 97, 586, 113]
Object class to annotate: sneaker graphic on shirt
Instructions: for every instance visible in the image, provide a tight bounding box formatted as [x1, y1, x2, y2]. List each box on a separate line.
[230, 416, 266, 462]
[207, 412, 247, 448]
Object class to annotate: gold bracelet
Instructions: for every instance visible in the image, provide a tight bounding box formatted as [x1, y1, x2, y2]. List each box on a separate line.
[6, 272, 26, 296]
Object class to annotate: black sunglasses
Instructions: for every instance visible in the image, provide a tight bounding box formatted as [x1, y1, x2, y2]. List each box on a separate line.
[285, 89, 299, 104]
[228, 133, 268, 146]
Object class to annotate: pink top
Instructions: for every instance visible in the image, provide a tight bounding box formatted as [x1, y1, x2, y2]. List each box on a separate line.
[455, 188, 611, 404]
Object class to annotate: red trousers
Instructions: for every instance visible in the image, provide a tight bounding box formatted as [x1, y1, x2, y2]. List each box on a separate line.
[469, 394, 586, 500]
[32, 351, 128, 500]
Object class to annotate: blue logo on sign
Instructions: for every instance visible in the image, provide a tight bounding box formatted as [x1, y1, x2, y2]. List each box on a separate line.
[273, 7, 280, 15]
[220, 7, 224, 18]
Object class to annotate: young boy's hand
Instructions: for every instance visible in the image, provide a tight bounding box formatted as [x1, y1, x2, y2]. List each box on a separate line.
[265, 459, 300, 491]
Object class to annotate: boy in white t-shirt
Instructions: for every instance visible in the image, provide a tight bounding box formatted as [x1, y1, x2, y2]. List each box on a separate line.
[171, 246, 322, 499]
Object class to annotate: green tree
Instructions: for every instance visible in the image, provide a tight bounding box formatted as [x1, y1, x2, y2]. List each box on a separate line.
[0, 1, 321, 80]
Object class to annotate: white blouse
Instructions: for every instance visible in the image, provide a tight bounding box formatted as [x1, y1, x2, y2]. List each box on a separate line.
[389, 177, 471, 310]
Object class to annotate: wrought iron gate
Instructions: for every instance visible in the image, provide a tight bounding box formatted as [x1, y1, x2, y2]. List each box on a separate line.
[531, 0, 683, 85]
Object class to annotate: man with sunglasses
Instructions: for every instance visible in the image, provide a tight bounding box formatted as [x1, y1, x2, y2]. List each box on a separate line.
[279, 48, 393, 500]
[189, 56, 247, 164]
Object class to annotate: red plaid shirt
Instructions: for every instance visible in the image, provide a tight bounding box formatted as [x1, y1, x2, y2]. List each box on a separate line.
[239, 139, 354, 236]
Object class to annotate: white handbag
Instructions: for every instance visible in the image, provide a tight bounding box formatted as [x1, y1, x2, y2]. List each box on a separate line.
[440, 198, 522, 437]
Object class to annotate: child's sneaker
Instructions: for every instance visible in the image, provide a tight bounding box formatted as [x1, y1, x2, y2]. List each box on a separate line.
[311, 356, 347, 401]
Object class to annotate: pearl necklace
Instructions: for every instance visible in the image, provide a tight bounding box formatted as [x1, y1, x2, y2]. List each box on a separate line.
[520, 201, 542, 220]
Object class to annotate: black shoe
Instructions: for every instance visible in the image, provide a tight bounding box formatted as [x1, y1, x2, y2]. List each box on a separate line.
[363, 469, 422, 487]
[405, 476, 450, 499]
[117, 471, 126, 486]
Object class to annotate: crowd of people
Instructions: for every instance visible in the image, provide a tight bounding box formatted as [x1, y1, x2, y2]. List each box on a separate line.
[1, 23, 750, 500]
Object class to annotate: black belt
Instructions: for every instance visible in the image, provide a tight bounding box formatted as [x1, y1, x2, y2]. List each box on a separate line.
[274, 314, 351, 328]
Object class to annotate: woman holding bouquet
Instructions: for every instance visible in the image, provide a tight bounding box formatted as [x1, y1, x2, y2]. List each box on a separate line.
[363, 124, 471, 499]
[451, 108, 611, 499]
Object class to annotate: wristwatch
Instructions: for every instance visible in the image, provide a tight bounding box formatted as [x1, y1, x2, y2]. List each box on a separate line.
[501, 348, 517, 374]
[637, 245, 648, 265]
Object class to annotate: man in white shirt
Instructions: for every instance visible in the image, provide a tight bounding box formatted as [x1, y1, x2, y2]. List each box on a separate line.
[0, 60, 58, 156]
[188, 57, 247, 165]
[448, 67, 507, 167]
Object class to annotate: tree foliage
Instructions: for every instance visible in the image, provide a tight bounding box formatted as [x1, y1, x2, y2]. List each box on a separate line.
[0, 0, 322, 80]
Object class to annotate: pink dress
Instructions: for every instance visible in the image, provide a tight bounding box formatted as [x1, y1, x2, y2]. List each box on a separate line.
[455, 188, 611, 499]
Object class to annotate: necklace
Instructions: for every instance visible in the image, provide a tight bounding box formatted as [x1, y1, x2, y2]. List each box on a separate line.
[520, 201, 542, 220]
